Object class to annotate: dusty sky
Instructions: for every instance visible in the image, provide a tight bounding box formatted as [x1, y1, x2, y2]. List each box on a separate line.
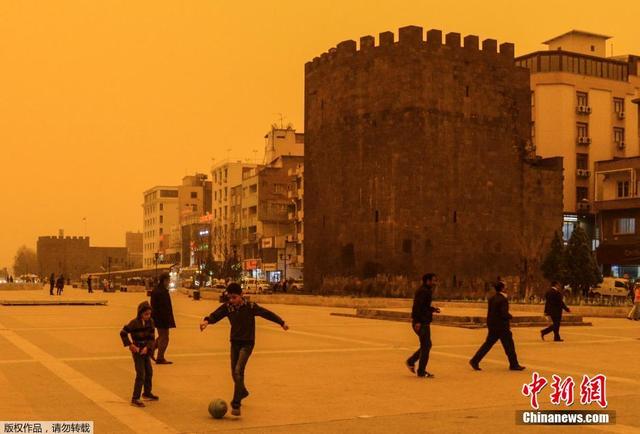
[1, 0, 639, 270]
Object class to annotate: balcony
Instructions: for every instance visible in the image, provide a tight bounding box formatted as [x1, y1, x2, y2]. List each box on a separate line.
[616, 111, 626, 120]
[576, 201, 591, 213]
[576, 169, 590, 178]
[616, 140, 626, 150]
[577, 136, 592, 146]
[576, 105, 592, 115]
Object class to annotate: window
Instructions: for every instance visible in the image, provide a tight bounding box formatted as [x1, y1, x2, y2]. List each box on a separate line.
[614, 218, 635, 235]
[249, 184, 257, 194]
[402, 239, 412, 254]
[576, 187, 589, 201]
[614, 97, 625, 114]
[576, 153, 588, 170]
[577, 92, 589, 106]
[159, 228, 163, 235]
[577, 123, 589, 138]
[159, 215, 163, 224]
[617, 181, 630, 198]
[190, 191, 197, 199]
[614, 127, 625, 143]
[160, 189, 178, 198]
[159, 203, 163, 211]
[590, 45, 595, 52]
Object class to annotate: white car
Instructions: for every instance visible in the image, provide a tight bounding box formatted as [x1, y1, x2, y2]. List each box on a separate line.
[591, 277, 628, 299]
[288, 280, 304, 292]
[243, 279, 270, 294]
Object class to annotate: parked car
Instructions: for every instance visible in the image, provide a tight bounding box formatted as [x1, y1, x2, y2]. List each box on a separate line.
[243, 278, 270, 294]
[591, 277, 628, 299]
[289, 279, 304, 292]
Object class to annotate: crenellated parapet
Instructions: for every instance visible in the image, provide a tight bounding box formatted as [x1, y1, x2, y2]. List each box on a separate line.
[305, 25, 515, 73]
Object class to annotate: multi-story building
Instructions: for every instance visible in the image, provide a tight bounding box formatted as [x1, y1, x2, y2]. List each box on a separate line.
[287, 162, 304, 276]
[37, 235, 128, 280]
[174, 174, 212, 266]
[239, 155, 304, 281]
[211, 161, 256, 264]
[594, 156, 640, 278]
[516, 30, 640, 244]
[142, 186, 179, 268]
[263, 126, 304, 164]
[125, 231, 143, 269]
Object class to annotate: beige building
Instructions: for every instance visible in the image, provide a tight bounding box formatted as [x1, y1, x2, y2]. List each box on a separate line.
[263, 126, 304, 164]
[125, 231, 143, 269]
[516, 30, 640, 241]
[287, 162, 304, 274]
[142, 186, 179, 268]
[211, 161, 256, 263]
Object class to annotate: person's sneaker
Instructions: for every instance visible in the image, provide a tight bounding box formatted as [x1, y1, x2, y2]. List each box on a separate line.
[554, 338, 564, 342]
[156, 359, 173, 365]
[131, 399, 145, 407]
[540, 331, 545, 341]
[509, 366, 526, 371]
[240, 389, 249, 399]
[142, 393, 159, 401]
[469, 360, 481, 371]
[406, 362, 416, 374]
[418, 371, 435, 378]
[231, 407, 241, 416]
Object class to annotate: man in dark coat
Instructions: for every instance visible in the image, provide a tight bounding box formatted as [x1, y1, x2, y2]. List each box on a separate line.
[55, 274, 65, 295]
[49, 273, 55, 296]
[406, 273, 440, 378]
[150, 273, 176, 364]
[540, 281, 571, 342]
[87, 275, 93, 293]
[469, 281, 525, 371]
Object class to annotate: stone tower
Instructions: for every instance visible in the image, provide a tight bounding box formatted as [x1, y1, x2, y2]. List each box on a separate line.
[304, 26, 563, 294]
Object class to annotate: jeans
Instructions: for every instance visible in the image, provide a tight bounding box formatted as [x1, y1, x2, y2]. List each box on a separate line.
[155, 328, 170, 360]
[471, 328, 520, 368]
[132, 352, 153, 399]
[407, 323, 432, 376]
[230, 341, 254, 409]
[541, 315, 562, 340]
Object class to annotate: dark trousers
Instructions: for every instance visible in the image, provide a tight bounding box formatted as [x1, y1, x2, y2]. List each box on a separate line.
[230, 341, 254, 409]
[132, 352, 153, 399]
[407, 323, 432, 376]
[49, 284, 54, 295]
[56, 286, 63, 295]
[155, 328, 170, 360]
[541, 315, 562, 340]
[471, 328, 520, 368]
[88, 285, 93, 293]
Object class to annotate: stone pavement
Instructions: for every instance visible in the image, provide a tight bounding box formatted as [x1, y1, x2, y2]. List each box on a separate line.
[0, 287, 639, 433]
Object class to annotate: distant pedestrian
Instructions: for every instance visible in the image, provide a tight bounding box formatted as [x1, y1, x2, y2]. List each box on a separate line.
[406, 273, 440, 378]
[200, 282, 289, 416]
[627, 284, 640, 321]
[470, 281, 525, 371]
[55, 275, 65, 295]
[87, 275, 93, 293]
[150, 273, 176, 364]
[540, 281, 571, 341]
[49, 273, 55, 296]
[120, 301, 158, 407]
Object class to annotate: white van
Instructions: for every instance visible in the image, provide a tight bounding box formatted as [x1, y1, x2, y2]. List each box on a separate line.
[243, 278, 270, 294]
[591, 277, 628, 299]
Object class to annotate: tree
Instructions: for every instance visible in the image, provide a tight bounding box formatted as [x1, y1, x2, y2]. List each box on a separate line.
[565, 226, 602, 297]
[13, 246, 39, 277]
[541, 231, 567, 284]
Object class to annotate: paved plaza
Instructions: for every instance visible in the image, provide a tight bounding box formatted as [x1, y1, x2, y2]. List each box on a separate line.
[1, 288, 639, 433]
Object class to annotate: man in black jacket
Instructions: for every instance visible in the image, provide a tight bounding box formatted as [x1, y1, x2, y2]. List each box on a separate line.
[150, 273, 176, 364]
[120, 301, 159, 407]
[200, 282, 288, 416]
[540, 281, 571, 342]
[469, 281, 525, 371]
[406, 273, 440, 378]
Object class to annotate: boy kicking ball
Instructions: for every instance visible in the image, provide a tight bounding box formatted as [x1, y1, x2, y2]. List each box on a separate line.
[200, 282, 289, 416]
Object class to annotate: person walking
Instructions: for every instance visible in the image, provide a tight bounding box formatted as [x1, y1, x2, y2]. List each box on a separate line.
[540, 281, 571, 341]
[150, 273, 176, 364]
[55, 274, 65, 296]
[627, 283, 640, 321]
[49, 273, 55, 296]
[87, 275, 93, 293]
[470, 281, 525, 371]
[406, 273, 440, 378]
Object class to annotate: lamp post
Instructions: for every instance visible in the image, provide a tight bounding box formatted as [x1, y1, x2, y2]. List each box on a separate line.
[107, 256, 112, 291]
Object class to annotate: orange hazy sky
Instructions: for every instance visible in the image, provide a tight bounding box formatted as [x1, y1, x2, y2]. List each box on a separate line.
[1, 0, 639, 270]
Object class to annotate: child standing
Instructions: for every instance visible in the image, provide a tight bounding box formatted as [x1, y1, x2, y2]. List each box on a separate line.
[120, 301, 159, 407]
[200, 283, 289, 416]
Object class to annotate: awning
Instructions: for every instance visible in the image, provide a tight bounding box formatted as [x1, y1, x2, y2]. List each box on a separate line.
[596, 242, 640, 265]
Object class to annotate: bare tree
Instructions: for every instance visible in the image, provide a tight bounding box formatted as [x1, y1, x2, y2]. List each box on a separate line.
[13, 246, 39, 276]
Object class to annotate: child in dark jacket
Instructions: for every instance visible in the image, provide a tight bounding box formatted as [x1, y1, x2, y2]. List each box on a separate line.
[200, 282, 289, 416]
[120, 301, 159, 407]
